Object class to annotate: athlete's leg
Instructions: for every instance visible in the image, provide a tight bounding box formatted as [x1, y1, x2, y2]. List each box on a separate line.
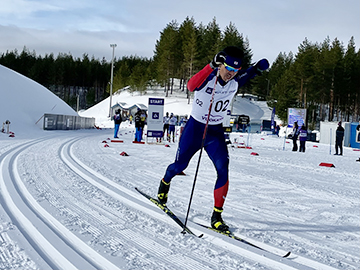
[163, 117, 204, 183]
[158, 117, 204, 204]
[204, 125, 229, 209]
[204, 125, 230, 231]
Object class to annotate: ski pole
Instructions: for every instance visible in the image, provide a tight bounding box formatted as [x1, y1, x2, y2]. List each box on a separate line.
[182, 68, 220, 233]
[329, 128, 332, 155]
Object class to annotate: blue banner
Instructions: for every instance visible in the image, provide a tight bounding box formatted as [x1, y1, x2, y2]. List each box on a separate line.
[271, 107, 275, 131]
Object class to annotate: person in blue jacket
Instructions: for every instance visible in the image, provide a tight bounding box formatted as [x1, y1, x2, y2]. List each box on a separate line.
[156, 46, 269, 232]
[113, 109, 122, 138]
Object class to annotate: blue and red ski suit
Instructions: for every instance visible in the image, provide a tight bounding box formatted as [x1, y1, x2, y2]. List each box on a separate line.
[163, 63, 263, 209]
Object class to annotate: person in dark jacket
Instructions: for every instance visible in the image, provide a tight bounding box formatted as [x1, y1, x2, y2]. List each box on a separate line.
[291, 122, 299, 151]
[334, 121, 345, 155]
[134, 109, 147, 142]
[134, 109, 142, 142]
[298, 124, 307, 152]
[113, 109, 122, 138]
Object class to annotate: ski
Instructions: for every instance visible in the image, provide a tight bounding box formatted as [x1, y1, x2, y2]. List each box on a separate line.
[135, 187, 203, 237]
[135, 187, 290, 257]
[195, 222, 291, 258]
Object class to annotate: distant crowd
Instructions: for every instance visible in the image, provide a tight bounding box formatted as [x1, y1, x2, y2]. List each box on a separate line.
[112, 108, 188, 143]
[111, 108, 360, 162]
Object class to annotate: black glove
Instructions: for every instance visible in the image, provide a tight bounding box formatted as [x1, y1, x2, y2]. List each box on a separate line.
[210, 51, 226, 69]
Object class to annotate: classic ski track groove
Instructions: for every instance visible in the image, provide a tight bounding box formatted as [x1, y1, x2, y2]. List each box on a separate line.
[60, 137, 241, 269]
[0, 134, 342, 270]
[65, 135, 340, 270]
[0, 137, 120, 270]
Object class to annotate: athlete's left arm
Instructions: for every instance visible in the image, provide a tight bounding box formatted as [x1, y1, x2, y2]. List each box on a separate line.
[235, 59, 269, 87]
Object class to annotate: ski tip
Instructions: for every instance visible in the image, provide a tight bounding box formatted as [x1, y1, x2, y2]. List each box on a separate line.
[198, 233, 204, 238]
[283, 251, 291, 258]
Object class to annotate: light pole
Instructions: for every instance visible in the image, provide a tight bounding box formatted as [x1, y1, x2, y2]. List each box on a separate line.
[109, 44, 117, 117]
[76, 93, 79, 112]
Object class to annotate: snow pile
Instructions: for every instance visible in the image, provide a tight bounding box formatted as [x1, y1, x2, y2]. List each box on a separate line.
[0, 64, 77, 136]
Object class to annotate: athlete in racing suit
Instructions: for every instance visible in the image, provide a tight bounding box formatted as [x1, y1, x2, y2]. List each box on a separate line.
[157, 46, 269, 231]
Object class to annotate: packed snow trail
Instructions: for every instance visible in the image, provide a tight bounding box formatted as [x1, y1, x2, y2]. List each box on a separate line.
[0, 127, 359, 269]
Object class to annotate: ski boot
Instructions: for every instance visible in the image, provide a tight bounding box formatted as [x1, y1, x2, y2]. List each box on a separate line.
[157, 179, 170, 205]
[211, 207, 229, 232]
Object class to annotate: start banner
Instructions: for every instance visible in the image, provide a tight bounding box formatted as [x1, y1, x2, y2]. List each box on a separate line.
[147, 98, 164, 138]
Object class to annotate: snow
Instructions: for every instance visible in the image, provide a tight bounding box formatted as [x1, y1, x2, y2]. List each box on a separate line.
[0, 65, 359, 270]
[0, 65, 78, 135]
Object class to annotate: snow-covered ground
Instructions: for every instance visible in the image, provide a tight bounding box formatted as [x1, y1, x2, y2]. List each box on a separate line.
[1, 65, 359, 270]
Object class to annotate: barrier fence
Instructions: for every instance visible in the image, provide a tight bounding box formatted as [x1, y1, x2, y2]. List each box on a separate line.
[43, 114, 95, 130]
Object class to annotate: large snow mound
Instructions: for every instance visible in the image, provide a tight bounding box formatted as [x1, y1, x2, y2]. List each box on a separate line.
[0, 64, 77, 135]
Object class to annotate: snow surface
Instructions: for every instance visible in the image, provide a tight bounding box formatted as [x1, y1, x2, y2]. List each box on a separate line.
[0, 65, 360, 270]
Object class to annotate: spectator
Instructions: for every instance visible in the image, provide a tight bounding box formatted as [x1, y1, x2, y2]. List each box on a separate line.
[334, 121, 345, 155]
[168, 113, 177, 142]
[162, 112, 170, 142]
[292, 122, 299, 151]
[275, 125, 280, 137]
[113, 109, 122, 138]
[134, 109, 147, 142]
[298, 124, 307, 152]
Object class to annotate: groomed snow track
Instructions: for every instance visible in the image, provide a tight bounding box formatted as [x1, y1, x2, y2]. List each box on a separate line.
[0, 132, 344, 269]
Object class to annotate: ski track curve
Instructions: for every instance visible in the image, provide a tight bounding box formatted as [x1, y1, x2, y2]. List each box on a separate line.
[1, 129, 357, 269]
[0, 137, 123, 270]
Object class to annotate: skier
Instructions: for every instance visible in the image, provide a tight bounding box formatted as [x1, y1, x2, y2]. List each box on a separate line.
[156, 46, 269, 232]
[334, 121, 344, 155]
[113, 109, 122, 138]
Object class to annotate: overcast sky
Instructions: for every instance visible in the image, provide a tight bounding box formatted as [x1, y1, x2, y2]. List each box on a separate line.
[1, 0, 359, 65]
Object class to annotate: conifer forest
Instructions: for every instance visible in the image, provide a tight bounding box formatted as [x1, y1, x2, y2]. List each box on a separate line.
[1, 17, 359, 126]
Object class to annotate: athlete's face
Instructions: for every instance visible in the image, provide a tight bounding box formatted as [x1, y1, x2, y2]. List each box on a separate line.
[219, 64, 241, 82]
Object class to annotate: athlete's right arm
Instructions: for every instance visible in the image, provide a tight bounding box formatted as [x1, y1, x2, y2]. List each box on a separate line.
[187, 64, 214, 92]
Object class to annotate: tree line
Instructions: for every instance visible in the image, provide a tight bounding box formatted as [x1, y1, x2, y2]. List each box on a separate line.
[0, 49, 110, 109]
[112, 17, 253, 98]
[264, 36, 360, 128]
[1, 16, 359, 127]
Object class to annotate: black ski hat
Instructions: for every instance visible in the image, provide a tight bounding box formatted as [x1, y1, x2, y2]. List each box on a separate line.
[222, 46, 244, 69]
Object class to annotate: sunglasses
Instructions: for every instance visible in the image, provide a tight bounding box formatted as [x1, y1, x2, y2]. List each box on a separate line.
[224, 63, 241, 72]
